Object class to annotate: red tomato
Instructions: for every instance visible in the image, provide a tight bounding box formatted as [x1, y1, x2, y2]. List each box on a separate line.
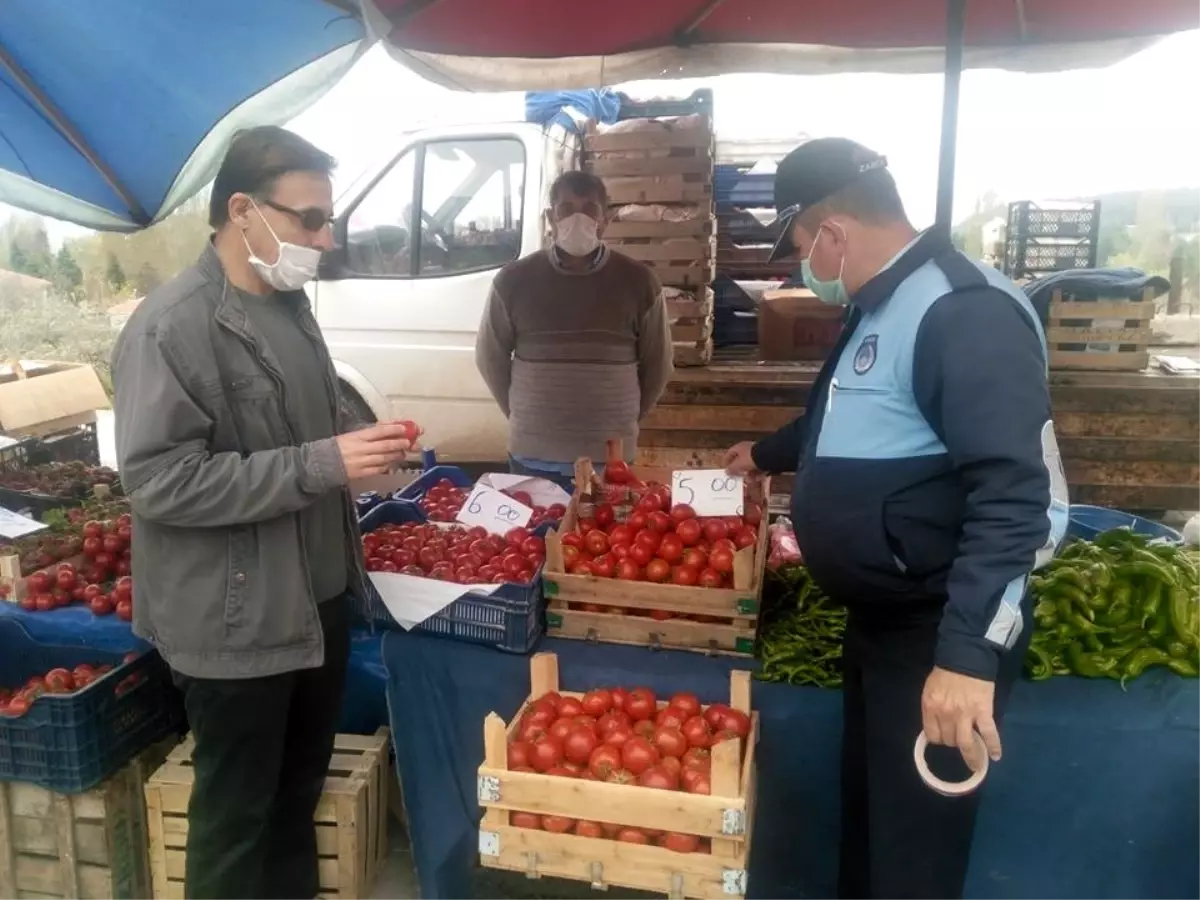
[629, 542, 654, 567]
[82, 521, 103, 539]
[568, 559, 594, 576]
[635, 493, 664, 514]
[627, 511, 648, 532]
[702, 519, 729, 543]
[529, 736, 564, 772]
[548, 718, 575, 743]
[18, 596, 36, 612]
[597, 710, 630, 736]
[594, 503, 616, 529]
[703, 704, 732, 730]
[563, 726, 599, 765]
[115, 599, 133, 621]
[584, 530, 610, 557]
[578, 518, 597, 535]
[645, 559, 671, 583]
[581, 689, 612, 717]
[652, 727, 688, 759]
[682, 747, 712, 771]
[26, 571, 52, 594]
[669, 503, 696, 524]
[698, 568, 725, 589]
[35, 593, 55, 612]
[520, 536, 545, 556]
[510, 811, 542, 829]
[719, 707, 752, 739]
[742, 503, 763, 526]
[508, 489, 533, 508]
[681, 717, 712, 748]
[621, 736, 660, 775]
[625, 687, 656, 722]
[590, 553, 616, 579]
[655, 707, 686, 730]
[4, 695, 30, 717]
[575, 820, 605, 838]
[608, 524, 634, 547]
[54, 567, 77, 592]
[709, 548, 735, 574]
[662, 832, 700, 854]
[681, 547, 708, 569]
[588, 744, 623, 779]
[611, 687, 630, 712]
[615, 559, 641, 581]
[508, 741, 533, 769]
[605, 460, 633, 484]
[658, 534, 684, 563]
[733, 526, 757, 550]
[637, 765, 676, 790]
[541, 814, 575, 833]
[603, 724, 634, 748]
[674, 519, 702, 547]
[616, 827, 650, 844]
[557, 697, 584, 718]
[647, 511, 672, 534]
[82, 536, 103, 557]
[562, 531, 584, 549]
[502, 555, 526, 579]
[672, 564, 700, 586]
[44, 668, 74, 693]
[505, 527, 532, 548]
[686, 773, 712, 795]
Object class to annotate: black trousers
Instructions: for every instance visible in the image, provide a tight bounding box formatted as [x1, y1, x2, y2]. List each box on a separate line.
[173, 597, 351, 900]
[837, 600, 1031, 899]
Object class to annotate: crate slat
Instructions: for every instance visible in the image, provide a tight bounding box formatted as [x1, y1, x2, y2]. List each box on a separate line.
[1047, 289, 1154, 372]
[584, 127, 714, 153]
[608, 237, 716, 264]
[606, 176, 714, 206]
[605, 219, 714, 240]
[589, 153, 713, 178]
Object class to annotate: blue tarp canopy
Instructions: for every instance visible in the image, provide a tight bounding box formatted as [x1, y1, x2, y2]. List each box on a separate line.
[0, 0, 366, 232]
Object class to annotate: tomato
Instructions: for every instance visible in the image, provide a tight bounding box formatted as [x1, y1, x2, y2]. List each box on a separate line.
[592, 502, 616, 529]
[510, 811, 542, 829]
[671, 564, 700, 586]
[612, 559, 639, 581]
[597, 709, 630, 736]
[578, 518, 598, 535]
[35, 593, 55, 612]
[616, 827, 649, 844]
[72, 664, 95, 685]
[575, 819, 604, 838]
[655, 707, 686, 730]
[718, 707, 752, 739]
[652, 727, 688, 759]
[529, 736, 564, 772]
[658, 534, 685, 564]
[26, 571, 52, 594]
[698, 568, 725, 589]
[573, 714, 599, 735]
[580, 689, 612, 717]
[637, 766, 676, 790]
[44, 668, 74, 693]
[52, 588, 71, 607]
[610, 687, 630, 711]
[588, 744, 623, 779]
[645, 559, 671, 583]
[561, 531, 583, 550]
[647, 511, 672, 534]
[548, 718, 575, 743]
[681, 547, 708, 570]
[590, 553, 616, 579]
[502, 555, 527, 579]
[556, 697, 584, 718]
[682, 747, 712, 772]
[703, 704, 732, 730]
[621, 736, 659, 775]
[733, 526, 758, 550]
[669, 504, 696, 524]
[742, 502, 763, 527]
[709, 548, 735, 574]
[659, 755, 682, 783]
[17, 596, 35, 612]
[604, 724, 634, 748]
[568, 559, 594, 576]
[82, 521, 103, 539]
[681, 717, 712, 748]
[583, 530, 610, 557]
[115, 599, 133, 621]
[54, 568, 77, 592]
[700, 519, 728, 543]
[686, 773, 712, 795]
[629, 542, 654, 567]
[400, 565, 425, 577]
[508, 741, 533, 769]
[605, 768, 637, 786]
[662, 832, 700, 854]
[81, 536, 103, 557]
[505, 527, 532, 548]
[635, 492, 664, 514]
[4, 695, 30, 717]
[608, 524, 634, 547]
[627, 511, 648, 533]
[625, 685, 656, 719]
[526, 703, 556, 728]
[563, 726, 599, 765]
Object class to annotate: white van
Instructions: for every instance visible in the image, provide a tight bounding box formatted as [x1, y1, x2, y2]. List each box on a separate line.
[310, 121, 578, 464]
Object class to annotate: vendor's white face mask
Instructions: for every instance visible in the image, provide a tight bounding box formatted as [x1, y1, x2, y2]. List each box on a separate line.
[242, 200, 321, 291]
[554, 213, 601, 257]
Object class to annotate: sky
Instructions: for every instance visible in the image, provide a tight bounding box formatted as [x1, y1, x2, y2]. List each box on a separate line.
[15, 28, 1200, 247]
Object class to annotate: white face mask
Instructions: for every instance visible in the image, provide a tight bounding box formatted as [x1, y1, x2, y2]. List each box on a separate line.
[554, 212, 601, 257]
[242, 200, 321, 291]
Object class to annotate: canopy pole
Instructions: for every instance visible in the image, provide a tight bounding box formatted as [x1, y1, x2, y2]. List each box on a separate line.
[934, 0, 966, 235]
[0, 44, 150, 226]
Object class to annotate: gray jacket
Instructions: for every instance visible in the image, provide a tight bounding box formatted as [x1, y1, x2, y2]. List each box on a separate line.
[111, 244, 367, 679]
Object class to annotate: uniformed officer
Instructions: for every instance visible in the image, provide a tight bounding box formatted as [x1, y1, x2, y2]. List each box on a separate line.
[724, 138, 1069, 899]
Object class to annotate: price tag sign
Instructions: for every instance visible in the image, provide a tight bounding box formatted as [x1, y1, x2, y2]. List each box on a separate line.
[671, 470, 744, 518]
[455, 485, 533, 535]
[0, 506, 47, 539]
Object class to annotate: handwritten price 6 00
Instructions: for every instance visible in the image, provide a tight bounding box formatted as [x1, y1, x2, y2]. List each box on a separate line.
[465, 494, 522, 523]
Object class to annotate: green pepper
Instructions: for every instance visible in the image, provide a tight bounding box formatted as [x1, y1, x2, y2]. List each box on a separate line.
[1088, 563, 1114, 590]
[1165, 658, 1199, 678]
[1113, 561, 1179, 589]
[1067, 643, 1120, 678]
[1025, 644, 1054, 681]
[1097, 602, 1131, 628]
[1167, 641, 1189, 660]
[1168, 587, 1199, 649]
[1140, 583, 1163, 628]
[1121, 647, 1172, 680]
[1045, 568, 1089, 591]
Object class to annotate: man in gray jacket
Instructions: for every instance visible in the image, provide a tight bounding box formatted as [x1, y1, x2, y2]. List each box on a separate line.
[112, 126, 413, 899]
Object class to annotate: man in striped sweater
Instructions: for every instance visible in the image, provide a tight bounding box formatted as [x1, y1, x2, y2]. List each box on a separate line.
[475, 171, 674, 487]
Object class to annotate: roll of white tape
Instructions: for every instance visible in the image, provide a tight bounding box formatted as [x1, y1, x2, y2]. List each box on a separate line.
[913, 731, 989, 797]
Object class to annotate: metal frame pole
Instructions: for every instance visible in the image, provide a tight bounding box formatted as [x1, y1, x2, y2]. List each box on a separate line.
[935, 0, 966, 234]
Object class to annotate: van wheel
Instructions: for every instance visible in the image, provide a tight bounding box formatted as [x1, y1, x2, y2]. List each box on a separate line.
[338, 382, 376, 428]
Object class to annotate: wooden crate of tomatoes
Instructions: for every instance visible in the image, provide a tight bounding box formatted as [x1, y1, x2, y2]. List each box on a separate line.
[543, 451, 768, 656]
[477, 652, 756, 899]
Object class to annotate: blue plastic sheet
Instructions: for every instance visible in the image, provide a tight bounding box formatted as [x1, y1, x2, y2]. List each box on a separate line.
[382, 631, 1200, 900]
[524, 89, 620, 133]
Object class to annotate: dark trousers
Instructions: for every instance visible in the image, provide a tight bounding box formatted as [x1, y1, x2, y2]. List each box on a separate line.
[837, 600, 1031, 899]
[508, 456, 576, 493]
[173, 597, 351, 900]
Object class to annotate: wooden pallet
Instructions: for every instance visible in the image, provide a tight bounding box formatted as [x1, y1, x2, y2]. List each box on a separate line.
[0, 736, 178, 900]
[606, 218, 714, 241]
[544, 463, 767, 656]
[664, 287, 715, 320]
[673, 338, 716, 368]
[606, 175, 714, 207]
[144, 729, 390, 900]
[477, 653, 757, 899]
[1047, 289, 1154, 371]
[588, 146, 714, 179]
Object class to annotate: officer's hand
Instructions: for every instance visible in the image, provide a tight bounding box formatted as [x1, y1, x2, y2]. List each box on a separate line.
[335, 422, 414, 480]
[920, 667, 1001, 772]
[723, 441, 759, 476]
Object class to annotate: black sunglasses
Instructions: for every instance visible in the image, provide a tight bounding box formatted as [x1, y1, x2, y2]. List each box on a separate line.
[259, 198, 334, 232]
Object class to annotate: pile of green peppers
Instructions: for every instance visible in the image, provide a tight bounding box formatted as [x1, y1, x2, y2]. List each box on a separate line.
[1027, 529, 1200, 684]
[755, 565, 847, 688]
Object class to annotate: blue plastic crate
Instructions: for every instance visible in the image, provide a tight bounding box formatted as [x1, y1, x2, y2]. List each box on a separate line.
[0, 620, 184, 793]
[715, 164, 775, 211]
[392, 464, 473, 505]
[359, 501, 544, 653]
[1066, 505, 1183, 544]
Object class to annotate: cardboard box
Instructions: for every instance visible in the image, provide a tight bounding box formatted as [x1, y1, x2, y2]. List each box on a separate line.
[757, 289, 844, 362]
[0, 361, 110, 438]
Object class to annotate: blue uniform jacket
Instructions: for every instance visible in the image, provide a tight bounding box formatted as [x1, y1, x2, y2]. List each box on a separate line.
[752, 230, 1069, 681]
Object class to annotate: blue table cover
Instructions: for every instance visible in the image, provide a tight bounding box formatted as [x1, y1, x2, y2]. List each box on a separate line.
[380, 630, 1200, 900]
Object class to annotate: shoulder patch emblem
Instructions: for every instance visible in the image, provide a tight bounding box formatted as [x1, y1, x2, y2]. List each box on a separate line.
[853, 334, 878, 375]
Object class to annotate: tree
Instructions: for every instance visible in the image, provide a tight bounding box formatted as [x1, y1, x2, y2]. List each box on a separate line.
[135, 261, 162, 296]
[105, 253, 126, 292]
[52, 244, 84, 301]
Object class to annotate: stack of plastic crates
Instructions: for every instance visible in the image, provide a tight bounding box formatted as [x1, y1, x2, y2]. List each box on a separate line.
[1003, 200, 1100, 280]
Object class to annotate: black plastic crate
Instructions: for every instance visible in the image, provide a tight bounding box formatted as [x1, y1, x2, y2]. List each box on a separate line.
[0, 620, 184, 793]
[359, 501, 545, 653]
[1004, 236, 1098, 279]
[0, 423, 101, 474]
[617, 88, 712, 121]
[1007, 200, 1100, 241]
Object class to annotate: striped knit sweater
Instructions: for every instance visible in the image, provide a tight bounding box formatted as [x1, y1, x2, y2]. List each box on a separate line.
[474, 247, 674, 463]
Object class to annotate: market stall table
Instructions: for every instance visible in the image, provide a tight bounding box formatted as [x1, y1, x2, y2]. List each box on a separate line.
[381, 630, 1199, 900]
[0, 604, 391, 735]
